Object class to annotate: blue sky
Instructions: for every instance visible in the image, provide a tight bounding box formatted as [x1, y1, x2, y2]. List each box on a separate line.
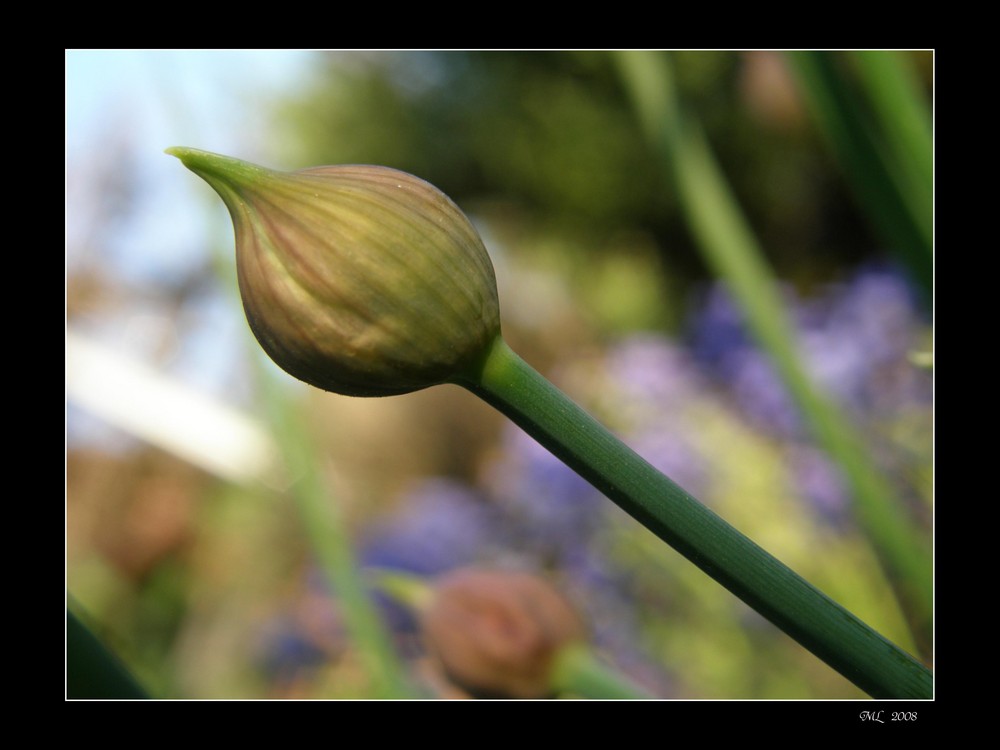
[67, 50, 318, 278]
[67, 51, 321, 450]
[67, 50, 314, 151]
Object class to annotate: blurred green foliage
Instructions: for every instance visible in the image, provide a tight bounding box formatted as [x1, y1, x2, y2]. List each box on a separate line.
[279, 51, 930, 301]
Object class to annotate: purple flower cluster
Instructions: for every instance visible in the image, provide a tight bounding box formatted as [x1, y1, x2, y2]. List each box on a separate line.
[359, 479, 501, 577]
[688, 266, 931, 521]
[690, 266, 931, 437]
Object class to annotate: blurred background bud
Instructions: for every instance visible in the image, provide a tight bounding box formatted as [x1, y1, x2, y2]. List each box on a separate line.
[422, 568, 586, 698]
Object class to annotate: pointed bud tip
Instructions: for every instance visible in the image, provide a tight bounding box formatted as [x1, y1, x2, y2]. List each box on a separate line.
[165, 146, 216, 176]
[165, 145, 223, 160]
[165, 146, 270, 186]
[164, 145, 204, 165]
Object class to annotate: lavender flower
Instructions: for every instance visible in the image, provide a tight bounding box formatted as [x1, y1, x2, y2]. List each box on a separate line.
[359, 478, 501, 576]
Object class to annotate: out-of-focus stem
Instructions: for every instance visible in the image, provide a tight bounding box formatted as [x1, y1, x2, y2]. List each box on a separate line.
[257, 369, 413, 698]
[551, 644, 652, 699]
[67, 608, 149, 699]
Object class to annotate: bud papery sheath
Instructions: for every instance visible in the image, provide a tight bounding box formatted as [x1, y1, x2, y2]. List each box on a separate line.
[167, 147, 501, 397]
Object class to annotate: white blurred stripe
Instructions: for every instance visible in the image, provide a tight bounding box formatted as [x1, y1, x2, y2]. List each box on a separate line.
[66, 329, 279, 484]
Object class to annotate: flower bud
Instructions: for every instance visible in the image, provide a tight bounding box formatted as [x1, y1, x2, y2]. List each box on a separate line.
[167, 148, 501, 397]
[422, 568, 586, 698]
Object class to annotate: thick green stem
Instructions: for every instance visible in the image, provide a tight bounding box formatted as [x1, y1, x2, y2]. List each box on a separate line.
[456, 336, 931, 699]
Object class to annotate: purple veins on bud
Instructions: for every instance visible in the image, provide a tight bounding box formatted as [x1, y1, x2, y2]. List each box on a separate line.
[167, 147, 501, 397]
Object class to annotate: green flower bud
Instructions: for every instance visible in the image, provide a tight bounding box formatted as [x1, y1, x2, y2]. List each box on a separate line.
[167, 147, 501, 397]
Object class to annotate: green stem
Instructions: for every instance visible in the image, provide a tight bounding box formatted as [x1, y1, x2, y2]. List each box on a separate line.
[457, 336, 931, 699]
[67, 608, 149, 699]
[367, 568, 434, 611]
[258, 369, 412, 698]
[785, 51, 932, 298]
[849, 51, 933, 209]
[551, 644, 651, 699]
